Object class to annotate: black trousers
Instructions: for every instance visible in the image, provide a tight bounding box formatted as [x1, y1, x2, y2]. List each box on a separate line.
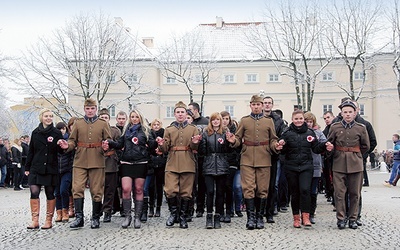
[285, 168, 313, 215]
[102, 172, 118, 213]
[204, 175, 226, 215]
[265, 158, 278, 217]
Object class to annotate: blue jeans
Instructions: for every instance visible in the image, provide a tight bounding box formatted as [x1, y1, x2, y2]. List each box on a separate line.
[143, 174, 154, 197]
[310, 177, 320, 195]
[388, 160, 400, 184]
[55, 172, 72, 209]
[0, 165, 7, 186]
[233, 170, 243, 212]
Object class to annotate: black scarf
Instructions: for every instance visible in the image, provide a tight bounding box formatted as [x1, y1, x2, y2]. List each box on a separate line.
[37, 123, 54, 134]
[125, 124, 141, 138]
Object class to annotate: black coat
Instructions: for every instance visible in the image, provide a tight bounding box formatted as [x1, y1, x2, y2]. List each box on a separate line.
[280, 122, 326, 172]
[25, 123, 64, 175]
[21, 142, 29, 167]
[149, 128, 167, 168]
[199, 131, 231, 176]
[109, 125, 157, 163]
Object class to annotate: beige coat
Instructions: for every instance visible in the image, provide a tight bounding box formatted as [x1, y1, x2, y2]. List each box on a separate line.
[159, 122, 199, 173]
[67, 117, 112, 169]
[327, 121, 370, 173]
[232, 115, 278, 167]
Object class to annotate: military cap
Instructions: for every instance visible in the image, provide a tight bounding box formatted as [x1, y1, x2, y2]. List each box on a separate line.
[250, 95, 263, 103]
[339, 100, 357, 110]
[174, 101, 187, 110]
[84, 98, 97, 107]
[98, 108, 110, 116]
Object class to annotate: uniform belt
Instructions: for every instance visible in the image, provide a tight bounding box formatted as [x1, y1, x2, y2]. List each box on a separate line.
[170, 146, 191, 151]
[336, 146, 361, 153]
[77, 142, 102, 148]
[104, 150, 116, 156]
[243, 140, 269, 146]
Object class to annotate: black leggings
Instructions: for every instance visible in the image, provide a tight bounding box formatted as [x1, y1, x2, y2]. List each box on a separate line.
[30, 184, 55, 200]
[204, 175, 226, 214]
[285, 168, 313, 215]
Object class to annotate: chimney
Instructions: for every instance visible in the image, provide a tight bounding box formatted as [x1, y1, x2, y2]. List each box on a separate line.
[114, 17, 123, 26]
[142, 37, 154, 48]
[216, 16, 224, 28]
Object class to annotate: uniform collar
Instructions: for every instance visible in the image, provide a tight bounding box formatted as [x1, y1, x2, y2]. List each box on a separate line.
[84, 115, 98, 124]
[250, 112, 264, 120]
[172, 120, 188, 128]
[341, 119, 355, 129]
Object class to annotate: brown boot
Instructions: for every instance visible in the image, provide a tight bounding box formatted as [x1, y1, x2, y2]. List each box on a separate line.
[55, 210, 62, 222]
[68, 196, 75, 218]
[27, 199, 40, 229]
[393, 174, 400, 186]
[62, 209, 69, 222]
[41, 199, 56, 229]
[293, 214, 301, 228]
[301, 212, 312, 227]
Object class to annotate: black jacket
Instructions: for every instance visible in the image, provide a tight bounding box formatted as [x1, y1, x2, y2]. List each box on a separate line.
[21, 142, 29, 167]
[199, 131, 231, 176]
[11, 146, 22, 164]
[25, 123, 64, 175]
[280, 122, 326, 172]
[0, 144, 9, 166]
[149, 128, 167, 168]
[109, 125, 157, 163]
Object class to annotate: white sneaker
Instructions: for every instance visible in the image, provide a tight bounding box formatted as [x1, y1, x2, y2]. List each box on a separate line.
[19, 185, 24, 190]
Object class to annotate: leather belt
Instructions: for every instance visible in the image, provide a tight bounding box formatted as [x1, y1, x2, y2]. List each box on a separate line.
[336, 146, 361, 153]
[243, 140, 269, 146]
[77, 142, 102, 148]
[104, 150, 116, 157]
[170, 146, 191, 151]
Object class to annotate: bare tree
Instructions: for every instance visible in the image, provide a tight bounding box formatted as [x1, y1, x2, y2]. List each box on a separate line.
[326, 0, 381, 101]
[12, 12, 145, 117]
[389, 0, 400, 102]
[247, 0, 333, 111]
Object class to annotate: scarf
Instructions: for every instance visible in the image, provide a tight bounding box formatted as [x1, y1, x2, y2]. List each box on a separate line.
[125, 124, 141, 139]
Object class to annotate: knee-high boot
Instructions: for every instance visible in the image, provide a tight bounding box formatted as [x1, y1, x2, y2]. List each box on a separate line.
[41, 199, 56, 229]
[90, 201, 102, 229]
[245, 198, 256, 230]
[179, 198, 189, 229]
[134, 200, 143, 229]
[140, 197, 148, 222]
[27, 199, 40, 229]
[70, 198, 84, 229]
[256, 198, 266, 229]
[121, 199, 132, 228]
[166, 197, 178, 227]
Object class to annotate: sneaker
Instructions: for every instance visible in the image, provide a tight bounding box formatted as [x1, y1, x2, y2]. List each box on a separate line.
[19, 185, 24, 190]
[383, 182, 392, 187]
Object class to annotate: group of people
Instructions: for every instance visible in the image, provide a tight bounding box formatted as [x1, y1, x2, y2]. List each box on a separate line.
[17, 93, 377, 231]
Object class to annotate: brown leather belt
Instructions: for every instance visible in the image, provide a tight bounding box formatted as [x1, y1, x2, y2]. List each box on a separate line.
[170, 146, 191, 151]
[336, 146, 361, 153]
[77, 142, 102, 148]
[104, 150, 116, 156]
[243, 140, 269, 146]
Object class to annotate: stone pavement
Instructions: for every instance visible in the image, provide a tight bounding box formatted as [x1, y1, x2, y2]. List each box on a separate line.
[0, 171, 399, 250]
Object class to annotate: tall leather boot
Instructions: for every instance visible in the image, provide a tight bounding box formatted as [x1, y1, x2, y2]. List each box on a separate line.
[41, 199, 56, 229]
[121, 199, 132, 229]
[393, 174, 400, 186]
[90, 201, 102, 229]
[179, 198, 189, 229]
[310, 194, 317, 224]
[55, 210, 62, 222]
[166, 197, 178, 227]
[134, 200, 143, 229]
[70, 198, 84, 229]
[256, 198, 266, 229]
[140, 197, 148, 222]
[68, 196, 75, 218]
[245, 198, 256, 230]
[27, 199, 40, 229]
[148, 195, 155, 217]
[301, 212, 312, 227]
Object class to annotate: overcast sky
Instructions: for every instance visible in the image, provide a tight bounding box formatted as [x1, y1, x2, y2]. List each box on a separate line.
[0, 0, 266, 57]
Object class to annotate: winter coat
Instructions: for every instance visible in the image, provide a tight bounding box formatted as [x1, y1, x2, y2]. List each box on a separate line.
[150, 128, 167, 169]
[280, 122, 326, 173]
[11, 145, 22, 168]
[25, 123, 64, 175]
[109, 124, 156, 163]
[226, 124, 240, 168]
[0, 144, 9, 166]
[311, 128, 326, 177]
[199, 130, 231, 176]
[394, 140, 400, 161]
[58, 133, 73, 174]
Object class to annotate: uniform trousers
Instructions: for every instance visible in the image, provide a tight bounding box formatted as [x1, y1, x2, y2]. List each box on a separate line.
[73, 167, 105, 202]
[241, 165, 270, 199]
[164, 171, 195, 199]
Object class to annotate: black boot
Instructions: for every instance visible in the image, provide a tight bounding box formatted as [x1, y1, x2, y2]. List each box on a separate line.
[166, 197, 178, 227]
[155, 206, 161, 217]
[90, 201, 102, 229]
[121, 199, 132, 229]
[245, 198, 256, 230]
[310, 194, 317, 224]
[70, 198, 84, 229]
[179, 198, 189, 229]
[140, 197, 148, 222]
[206, 213, 213, 229]
[214, 214, 221, 229]
[148, 205, 154, 217]
[134, 200, 143, 229]
[256, 198, 266, 229]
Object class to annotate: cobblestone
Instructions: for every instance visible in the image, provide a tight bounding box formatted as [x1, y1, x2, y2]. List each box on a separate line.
[0, 171, 399, 250]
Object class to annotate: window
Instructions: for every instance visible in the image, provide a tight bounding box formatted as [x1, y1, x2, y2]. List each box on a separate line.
[359, 104, 365, 116]
[246, 74, 258, 83]
[268, 74, 279, 82]
[354, 72, 365, 81]
[225, 105, 234, 117]
[165, 76, 176, 84]
[323, 104, 333, 113]
[224, 74, 235, 83]
[194, 74, 202, 84]
[108, 106, 116, 117]
[166, 106, 174, 118]
[322, 72, 333, 81]
[128, 74, 138, 84]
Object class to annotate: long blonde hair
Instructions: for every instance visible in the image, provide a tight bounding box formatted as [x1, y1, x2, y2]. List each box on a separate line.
[123, 109, 150, 138]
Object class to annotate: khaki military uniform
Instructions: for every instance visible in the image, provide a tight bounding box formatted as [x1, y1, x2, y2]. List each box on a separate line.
[67, 117, 112, 202]
[232, 114, 278, 199]
[159, 122, 199, 199]
[327, 120, 370, 221]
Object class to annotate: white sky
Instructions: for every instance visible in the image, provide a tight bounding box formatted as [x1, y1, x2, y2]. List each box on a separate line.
[0, 0, 266, 57]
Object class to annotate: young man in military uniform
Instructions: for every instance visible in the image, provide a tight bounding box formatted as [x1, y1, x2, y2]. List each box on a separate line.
[59, 98, 112, 229]
[226, 95, 283, 230]
[156, 101, 201, 229]
[326, 100, 370, 230]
